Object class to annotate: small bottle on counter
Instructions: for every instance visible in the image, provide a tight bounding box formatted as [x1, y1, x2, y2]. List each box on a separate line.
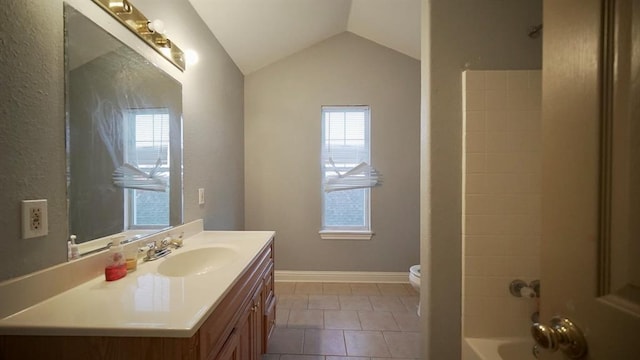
[105, 236, 127, 281]
[125, 245, 138, 272]
[68, 235, 80, 260]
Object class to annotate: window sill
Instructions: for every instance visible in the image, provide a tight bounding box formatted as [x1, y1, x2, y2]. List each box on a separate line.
[319, 230, 374, 240]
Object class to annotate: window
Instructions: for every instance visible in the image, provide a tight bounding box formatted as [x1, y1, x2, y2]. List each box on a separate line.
[124, 109, 171, 228]
[320, 106, 372, 240]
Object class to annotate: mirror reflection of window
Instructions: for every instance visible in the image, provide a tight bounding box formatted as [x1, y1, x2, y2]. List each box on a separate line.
[124, 109, 171, 228]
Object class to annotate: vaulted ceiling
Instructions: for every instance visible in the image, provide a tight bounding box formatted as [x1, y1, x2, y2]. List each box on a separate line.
[188, 0, 421, 75]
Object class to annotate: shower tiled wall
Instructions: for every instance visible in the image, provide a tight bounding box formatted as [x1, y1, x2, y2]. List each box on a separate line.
[462, 70, 541, 338]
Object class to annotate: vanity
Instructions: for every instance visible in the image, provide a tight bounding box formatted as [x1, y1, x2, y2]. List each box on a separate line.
[0, 225, 276, 360]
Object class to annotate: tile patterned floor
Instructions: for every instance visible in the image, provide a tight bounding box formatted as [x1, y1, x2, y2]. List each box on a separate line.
[264, 282, 421, 360]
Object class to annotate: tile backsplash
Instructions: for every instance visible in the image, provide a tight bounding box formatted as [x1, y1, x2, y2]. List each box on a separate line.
[462, 70, 541, 338]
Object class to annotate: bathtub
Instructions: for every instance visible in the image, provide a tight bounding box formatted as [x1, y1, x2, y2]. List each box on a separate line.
[462, 337, 535, 360]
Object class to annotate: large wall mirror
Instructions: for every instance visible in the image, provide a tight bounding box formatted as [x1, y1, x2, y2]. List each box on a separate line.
[64, 2, 183, 250]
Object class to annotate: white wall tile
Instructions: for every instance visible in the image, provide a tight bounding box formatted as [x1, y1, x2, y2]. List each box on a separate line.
[485, 110, 512, 131]
[485, 257, 508, 277]
[507, 71, 529, 91]
[464, 296, 486, 317]
[485, 89, 508, 110]
[465, 153, 486, 173]
[465, 215, 493, 235]
[465, 131, 485, 153]
[485, 152, 521, 173]
[465, 111, 486, 132]
[465, 276, 487, 297]
[485, 131, 517, 152]
[484, 71, 508, 90]
[464, 71, 485, 90]
[465, 90, 486, 111]
[528, 70, 542, 92]
[465, 195, 489, 215]
[465, 174, 488, 194]
[464, 315, 485, 337]
[484, 277, 511, 297]
[465, 236, 497, 256]
[463, 70, 541, 338]
[484, 174, 517, 194]
[465, 256, 485, 276]
[506, 87, 530, 111]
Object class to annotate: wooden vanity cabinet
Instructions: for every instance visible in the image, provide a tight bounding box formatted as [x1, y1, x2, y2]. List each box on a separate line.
[0, 238, 275, 360]
[201, 239, 273, 360]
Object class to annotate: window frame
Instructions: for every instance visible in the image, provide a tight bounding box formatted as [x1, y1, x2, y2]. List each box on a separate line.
[123, 108, 171, 230]
[319, 105, 373, 240]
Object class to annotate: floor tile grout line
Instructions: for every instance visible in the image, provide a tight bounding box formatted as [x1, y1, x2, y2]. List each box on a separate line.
[270, 282, 419, 359]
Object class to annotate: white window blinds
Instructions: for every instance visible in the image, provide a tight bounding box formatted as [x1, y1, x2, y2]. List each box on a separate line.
[321, 106, 375, 231]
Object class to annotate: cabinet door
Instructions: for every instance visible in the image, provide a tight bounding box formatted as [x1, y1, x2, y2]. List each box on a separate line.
[237, 305, 251, 360]
[214, 329, 239, 360]
[238, 284, 264, 360]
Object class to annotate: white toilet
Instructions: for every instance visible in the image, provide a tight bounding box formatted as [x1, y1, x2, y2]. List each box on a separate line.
[409, 264, 421, 316]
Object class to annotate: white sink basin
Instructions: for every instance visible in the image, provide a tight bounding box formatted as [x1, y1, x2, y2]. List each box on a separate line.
[157, 247, 238, 277]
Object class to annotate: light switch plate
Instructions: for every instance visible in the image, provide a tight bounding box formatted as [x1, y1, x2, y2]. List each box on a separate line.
[198, 188, 205, 205]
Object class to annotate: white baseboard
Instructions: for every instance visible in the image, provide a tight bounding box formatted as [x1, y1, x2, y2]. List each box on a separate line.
[274, 270, 409, 283]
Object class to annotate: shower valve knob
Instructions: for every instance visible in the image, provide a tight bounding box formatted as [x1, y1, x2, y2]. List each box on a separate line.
[531, 316, 587, 359]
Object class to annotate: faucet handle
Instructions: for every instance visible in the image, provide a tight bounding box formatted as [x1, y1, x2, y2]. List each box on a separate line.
[169, 234, 184, 248]
[159, 237, 171, 248]
[139, 242, 154, 254]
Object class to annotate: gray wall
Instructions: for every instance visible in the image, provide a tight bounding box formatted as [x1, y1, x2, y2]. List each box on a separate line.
[0, 0, 244, 282]
[421, 0, 542, 358]
[245, 32, 421, 272]
[134, 0, 245, 231]
[0, 1, 67, 281]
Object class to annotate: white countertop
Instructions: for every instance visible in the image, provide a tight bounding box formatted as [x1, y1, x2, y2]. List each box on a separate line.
[0, 231, 274, 338]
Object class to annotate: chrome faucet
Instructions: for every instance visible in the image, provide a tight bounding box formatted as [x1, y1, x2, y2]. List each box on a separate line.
[140, 237, 172, 261]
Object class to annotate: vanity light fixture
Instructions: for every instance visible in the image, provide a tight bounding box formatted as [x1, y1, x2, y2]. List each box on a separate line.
[108, 0, 131, 14]
[92, 0, 185, 71]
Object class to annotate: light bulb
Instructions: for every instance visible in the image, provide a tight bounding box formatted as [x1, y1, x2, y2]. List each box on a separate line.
[185, 49, 199, 66]
[147, 19, 166, 34]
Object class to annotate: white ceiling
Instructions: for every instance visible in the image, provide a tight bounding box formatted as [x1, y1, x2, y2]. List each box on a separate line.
[188, 0, 421, 75]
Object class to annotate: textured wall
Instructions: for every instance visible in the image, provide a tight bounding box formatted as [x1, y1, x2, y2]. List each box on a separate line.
[245, 32, 421, 272]
[0, 0, 244, 282]
[0, 1, 68, 281]
[422, 0, 542, 357]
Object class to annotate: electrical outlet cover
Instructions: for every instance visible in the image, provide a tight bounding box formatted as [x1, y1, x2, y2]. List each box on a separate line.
[22, 199, 48, 239]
